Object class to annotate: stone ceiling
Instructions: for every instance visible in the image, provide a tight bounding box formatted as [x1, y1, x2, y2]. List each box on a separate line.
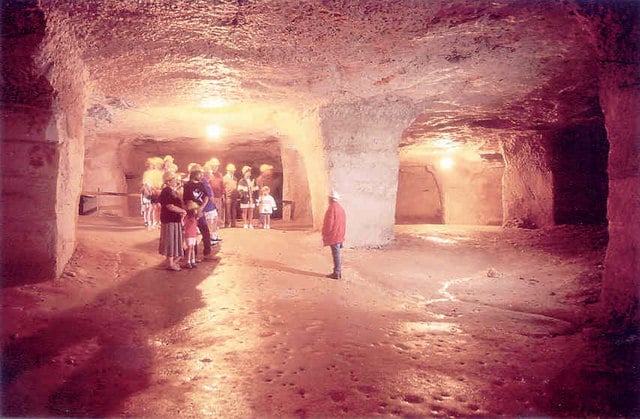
[42, 0, 601, 153]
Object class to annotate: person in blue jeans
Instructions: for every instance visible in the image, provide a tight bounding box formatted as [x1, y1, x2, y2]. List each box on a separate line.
[321, 190, 346, 279]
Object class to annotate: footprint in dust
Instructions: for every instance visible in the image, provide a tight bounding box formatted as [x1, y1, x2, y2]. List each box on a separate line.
[329, 390, 346, 402]
[394, 343, 410, 351]
[467, 403, 481, 412]
[403, 394, 425, 404]
[356, 385, 378, 395]
[304, 320, 325, 332]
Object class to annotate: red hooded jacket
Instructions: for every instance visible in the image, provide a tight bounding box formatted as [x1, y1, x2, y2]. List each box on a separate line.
[322, 201, 346, 246]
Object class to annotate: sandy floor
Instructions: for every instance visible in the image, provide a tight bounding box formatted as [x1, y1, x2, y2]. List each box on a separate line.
[2, 216, 638, 417]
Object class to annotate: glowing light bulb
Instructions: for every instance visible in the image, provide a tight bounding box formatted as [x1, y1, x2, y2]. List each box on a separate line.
[206, 124, 222, 140]
[440, 156, 454, 170]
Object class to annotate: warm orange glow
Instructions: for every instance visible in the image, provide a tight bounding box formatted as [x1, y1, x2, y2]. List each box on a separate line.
[199, 97, 229, 108]
[206, 124, 222, 139]
[439, 156, 455, 169]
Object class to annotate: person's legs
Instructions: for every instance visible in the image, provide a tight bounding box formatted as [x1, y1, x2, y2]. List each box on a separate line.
[168, 256, 181, 271]
[215, 197, 224, 228]
[224, 199, 231, 227]
[264, 214, 271, 229]
[206, 213, 215, 236]
[153, 203, 161, 228]
[143, 204, 151, 227]
[197, 216, 212, 256]
[230, 198, 238, 227]
[242, 208, 248, 228]
[211, 212, 219, 240]
[329, 243, 342, 278]
[248, 208, 254, 228]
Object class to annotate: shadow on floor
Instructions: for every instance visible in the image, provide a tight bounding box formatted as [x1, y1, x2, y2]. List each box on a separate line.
[1, 258, 217, 417]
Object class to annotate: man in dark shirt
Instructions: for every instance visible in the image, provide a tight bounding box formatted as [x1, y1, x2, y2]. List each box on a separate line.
[183, 165, 212, 258]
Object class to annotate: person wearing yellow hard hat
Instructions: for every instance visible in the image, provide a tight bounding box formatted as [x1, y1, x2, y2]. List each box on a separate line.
[223, 163, 238, 227]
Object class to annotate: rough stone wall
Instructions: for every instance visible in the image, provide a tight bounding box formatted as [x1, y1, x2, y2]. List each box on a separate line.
[319, 95, 419, 247]
[272, 108, 327, 229]
[1, 2, 87, 282]
[281, 145, 312, 224]
[588, 3, 640, 328]
[500, 134, 554, 228]
[395, 165, 443, 224]
[441, 160, 503, 226]
[83, 134, 128, 215]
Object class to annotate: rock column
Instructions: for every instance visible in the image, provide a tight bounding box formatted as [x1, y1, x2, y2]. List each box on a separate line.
[594, 5, 640, 328]
[319, 95, 418, 247]
[1, 3, 87, 283]
[500, 133, 554, 228]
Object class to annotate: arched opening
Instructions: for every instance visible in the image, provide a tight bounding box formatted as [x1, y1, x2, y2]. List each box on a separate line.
[82, 132, 317, 226]
[397, 121, 504, 226]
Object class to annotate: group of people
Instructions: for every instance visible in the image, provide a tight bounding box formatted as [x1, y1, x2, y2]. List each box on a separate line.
[141, 155, 280, 271]
[141, 154, 347, 278]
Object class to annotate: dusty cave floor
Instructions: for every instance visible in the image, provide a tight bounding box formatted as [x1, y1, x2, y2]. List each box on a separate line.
[2, 216, 638, 417]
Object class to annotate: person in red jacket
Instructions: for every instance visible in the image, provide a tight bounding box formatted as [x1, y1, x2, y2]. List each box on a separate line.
[322, 190, 346, 279]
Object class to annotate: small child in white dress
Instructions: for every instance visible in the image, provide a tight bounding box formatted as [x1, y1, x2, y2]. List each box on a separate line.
[256, 186, 277, 229]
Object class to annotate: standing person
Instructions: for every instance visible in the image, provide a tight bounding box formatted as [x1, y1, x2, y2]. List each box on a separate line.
[158, 171, 187, 271]
[182, 164, 213, 259]
[256, 163, 283, 220]
[223, 163, 238, 227]
[206, 158, 225, 228]
[140, 181, 153, 227]
[162, 155, 175, 173]
[256, 186, 277, 229]
[143, 157, 164, 230]
[238, 166, 259, 229]
[201, 163, 220, 244]
[182, 201, 200, 269]
[322, 190, 346, 280]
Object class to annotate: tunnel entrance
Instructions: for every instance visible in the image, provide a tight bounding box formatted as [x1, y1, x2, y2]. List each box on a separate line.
[550, 121, 609, 225]
[84, 135, 285, 221]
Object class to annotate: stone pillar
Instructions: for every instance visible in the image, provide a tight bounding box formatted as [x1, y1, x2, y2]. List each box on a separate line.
[500, 133, 554, 228]
[591, 4, 640, 328]
[319, 95, 419, 247]
[1, 2, 87, 283]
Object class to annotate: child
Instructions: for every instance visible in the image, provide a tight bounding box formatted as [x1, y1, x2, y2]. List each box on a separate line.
[140, 182, 152, 227]
[183, 201, 200, 268]
[256, 186, 277, 229]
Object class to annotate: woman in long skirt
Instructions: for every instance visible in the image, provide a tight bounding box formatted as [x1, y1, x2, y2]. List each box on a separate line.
[158, 171, 187, 271]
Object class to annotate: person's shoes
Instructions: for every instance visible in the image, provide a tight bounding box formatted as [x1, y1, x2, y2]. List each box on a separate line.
[326, 273, 341, 279]
[168, 264, 181, 271]
[185, 262, 193, 269]
[191, 261, 198, 268]
[243, 224, 248, 229]
[249, 224, 254, 229]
